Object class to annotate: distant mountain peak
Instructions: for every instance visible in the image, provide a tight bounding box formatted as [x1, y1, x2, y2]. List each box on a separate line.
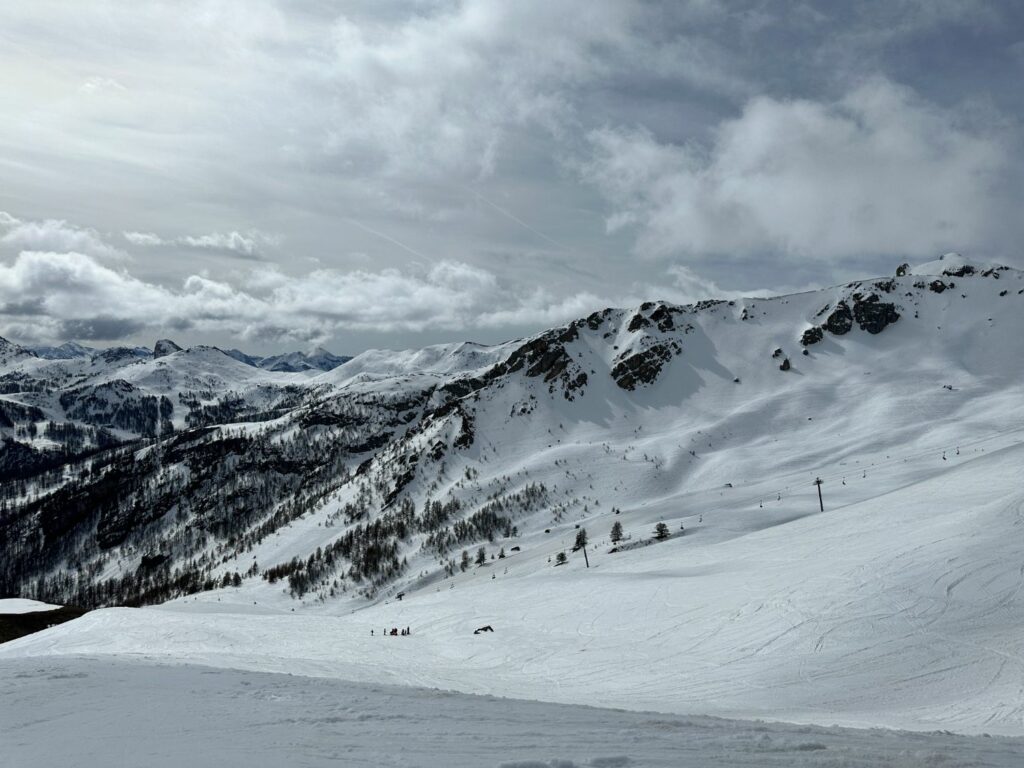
[153, 339, 183, 359]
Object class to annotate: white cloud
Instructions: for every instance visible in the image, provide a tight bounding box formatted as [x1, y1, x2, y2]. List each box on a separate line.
[123, 231, 164, 246]
[79, 76, 127, 95]
[123, 229, 278, 256]
[0, 214, 127, 261]
[178, 230, 277, 257]
[0, 248, 743, 345]
[583, 78, 1011, 261]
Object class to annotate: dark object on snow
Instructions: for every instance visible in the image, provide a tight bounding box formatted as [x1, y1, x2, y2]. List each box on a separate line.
[823, 302, 854, 335]
[801, 326, 824, 346]
[852, 294, 900, 334]
[896, 263, 909, 277]
[942, 264, 975, 278]
[473, 625, 494, 634]
[396, 592, 405, 601]
[510, 546, 520, 552]
[802, 349, 809, 356]
[779, 358, 791, 371]
[772, 348, 783, 358]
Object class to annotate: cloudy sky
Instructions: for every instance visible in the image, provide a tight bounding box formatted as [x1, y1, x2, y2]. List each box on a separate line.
[2, 1, 1023, 354]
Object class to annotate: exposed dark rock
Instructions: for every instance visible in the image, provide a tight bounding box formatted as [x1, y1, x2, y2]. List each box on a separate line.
[453, 405, 475, 449]
[942, 264, 975, 277]
[801, 327, 824, 346]
[896, 263, 910, 277]
[929, 280, 948, 293]
[852, 294, 900, 334]
[694, 299, 728, 312]
[823, 302, 854, 335]
[779, 358, 791, 371]
[627, 313, 651, 332]
[611, 341, 681, 390]
[772, 348, 783, 358]
[649, 305, 675, 332]
[480, 325, 587, 399]
[153, 339, 182, 358]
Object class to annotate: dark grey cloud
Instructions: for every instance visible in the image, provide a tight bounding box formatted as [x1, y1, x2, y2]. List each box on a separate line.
[0, 1, 1021, 351]
[57, 317, 148, 342]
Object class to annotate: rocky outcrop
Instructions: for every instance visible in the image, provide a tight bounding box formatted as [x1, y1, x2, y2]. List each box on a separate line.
[649, 305, 675, 332]
[480, 325, 587, 399]
[153, 339, 182, 358]
[942, 264, 975, 278]
[801, 326, 824, 346]
[611, 341, 681, 391]
[852, 294, 900, 334]
[823, 302, 854, 335]
[627, 313, 651, 332]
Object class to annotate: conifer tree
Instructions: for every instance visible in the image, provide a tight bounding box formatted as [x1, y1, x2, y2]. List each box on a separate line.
[574, 527, 588, 550]
[610, 521, 623, 544]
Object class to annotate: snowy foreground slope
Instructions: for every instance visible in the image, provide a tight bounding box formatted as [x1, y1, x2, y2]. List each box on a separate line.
[5, 435, 1024, 740]
[3, 657, 1023, 768]
[4, 257, 1024, 757]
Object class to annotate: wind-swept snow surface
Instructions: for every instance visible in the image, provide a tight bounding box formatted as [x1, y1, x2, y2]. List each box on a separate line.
[3, 657, 1022, 768]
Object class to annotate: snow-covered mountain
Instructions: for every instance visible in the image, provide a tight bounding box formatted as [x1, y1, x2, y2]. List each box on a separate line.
[4, 255, 1024, 734]
[224, 346, 352, 372]
[27, 341, 100, 360]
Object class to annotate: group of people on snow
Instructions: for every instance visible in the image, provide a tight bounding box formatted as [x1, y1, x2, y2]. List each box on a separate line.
[372, 626, 411, 636]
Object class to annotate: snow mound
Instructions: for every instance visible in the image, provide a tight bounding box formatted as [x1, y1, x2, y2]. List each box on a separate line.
[0, 598, 62, 614]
